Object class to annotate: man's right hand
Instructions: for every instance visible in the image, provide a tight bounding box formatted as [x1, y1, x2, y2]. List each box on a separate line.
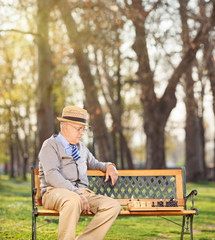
[79, 194, 90, 214]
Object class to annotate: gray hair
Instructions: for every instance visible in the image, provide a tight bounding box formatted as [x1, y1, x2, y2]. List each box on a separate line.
[60, 122, 64, 129]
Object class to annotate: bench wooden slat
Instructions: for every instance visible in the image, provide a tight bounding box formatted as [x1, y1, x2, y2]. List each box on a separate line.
[118, 210, 197, 216]
[37, 208, 197, 217]
[175, 174, 184, 200]
[37, 209, 59, 216]
[87, 169, 183, 176]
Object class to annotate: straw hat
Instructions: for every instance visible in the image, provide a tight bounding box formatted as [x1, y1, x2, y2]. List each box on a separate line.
[57, 106, 88, 126]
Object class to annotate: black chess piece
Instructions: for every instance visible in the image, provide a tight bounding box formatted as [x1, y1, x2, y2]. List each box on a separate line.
[157, 200, 164, 207]
[165, 196, 178, 207]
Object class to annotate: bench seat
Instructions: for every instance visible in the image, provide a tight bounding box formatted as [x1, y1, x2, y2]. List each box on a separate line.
[37, 208, 197, 217]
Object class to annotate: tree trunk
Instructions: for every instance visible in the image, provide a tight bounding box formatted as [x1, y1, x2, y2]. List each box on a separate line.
[58, 0, 114, 162]
[15, 144, 21, 177]
[109, 107, 134, 169]
[144, 105, 166, 169]
[179, 0, 206, 181]
[23, 153, 28, 181]
[4, 163, 8, 175]
[36, 0, 55, 153]
[9, 143, 15, 178]
[111, 129, 118, 167]
[203, 7, 215, 180]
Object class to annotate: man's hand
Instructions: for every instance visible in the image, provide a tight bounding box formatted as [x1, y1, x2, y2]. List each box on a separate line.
[105, 164, 118, 186]
[79, 194, 90, 214]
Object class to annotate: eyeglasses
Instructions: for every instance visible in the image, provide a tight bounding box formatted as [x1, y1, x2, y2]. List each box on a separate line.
[67, 123, 87, 134]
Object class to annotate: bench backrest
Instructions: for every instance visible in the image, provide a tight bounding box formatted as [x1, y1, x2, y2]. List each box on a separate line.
[32, 168, 186, 207]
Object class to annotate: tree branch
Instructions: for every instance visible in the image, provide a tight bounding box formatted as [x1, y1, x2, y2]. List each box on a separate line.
[0, 29, 40, 37]
[161, 1, 215, 115]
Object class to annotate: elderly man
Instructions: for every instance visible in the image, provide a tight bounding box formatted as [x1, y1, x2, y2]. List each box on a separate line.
[38, 106, 121, 240]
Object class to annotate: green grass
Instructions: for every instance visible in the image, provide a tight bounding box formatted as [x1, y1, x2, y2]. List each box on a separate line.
[0, 175, 215, 239]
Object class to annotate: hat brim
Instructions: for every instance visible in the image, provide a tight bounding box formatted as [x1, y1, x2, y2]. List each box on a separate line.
[57, 117, 88, 127]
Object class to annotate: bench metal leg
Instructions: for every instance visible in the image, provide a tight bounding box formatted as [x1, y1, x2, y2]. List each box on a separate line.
[32, 213, 37, 240]
[180, 216, 185, 240]
[190, 215, 194, 240]
[31, 167, 37, 240]
[181, 215, 194, 240]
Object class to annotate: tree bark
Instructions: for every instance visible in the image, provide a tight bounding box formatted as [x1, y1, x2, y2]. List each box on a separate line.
[36, 0, 55, 154]
[144, 103, 166, 169]
[58, 0, 114, 162]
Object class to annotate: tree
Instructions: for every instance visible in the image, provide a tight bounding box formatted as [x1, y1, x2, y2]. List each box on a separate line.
[203, 16, 215, 180]
[0, 29, 36, 178]
[120, 0, 215, 171]
[36, 0, 56, 153]
[179, 0, 206, 181]
[86, 4, 134, 168]
[57, 0, 115, 162]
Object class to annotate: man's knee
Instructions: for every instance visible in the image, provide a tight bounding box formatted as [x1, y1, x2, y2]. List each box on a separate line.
[113, 199, 121, 214]
[61, 193, 83, 213]
[108, 199, 121, 216]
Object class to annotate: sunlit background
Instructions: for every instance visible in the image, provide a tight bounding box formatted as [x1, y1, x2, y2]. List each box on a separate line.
[0, 0, 214, 181]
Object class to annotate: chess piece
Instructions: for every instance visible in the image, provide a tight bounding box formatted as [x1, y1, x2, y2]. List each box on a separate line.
[140, 201, 145, 207]
[134, 200, 138, 207]
[157, 199, 164, 207]
[165, 196, 178, 207]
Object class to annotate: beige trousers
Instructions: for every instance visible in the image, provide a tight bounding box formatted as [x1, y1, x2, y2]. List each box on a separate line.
[42, 187, 121, 240]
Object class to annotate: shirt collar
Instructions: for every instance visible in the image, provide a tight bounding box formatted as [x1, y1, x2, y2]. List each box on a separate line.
[55, 133, 70, 148]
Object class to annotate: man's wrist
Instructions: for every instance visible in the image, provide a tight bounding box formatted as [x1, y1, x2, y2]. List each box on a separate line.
[107, 163, 116, 169]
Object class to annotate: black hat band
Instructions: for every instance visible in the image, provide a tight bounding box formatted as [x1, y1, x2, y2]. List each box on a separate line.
[63, 116, 87, 124]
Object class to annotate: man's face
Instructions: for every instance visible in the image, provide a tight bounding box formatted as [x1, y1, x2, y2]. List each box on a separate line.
[61, 122, 86, 144]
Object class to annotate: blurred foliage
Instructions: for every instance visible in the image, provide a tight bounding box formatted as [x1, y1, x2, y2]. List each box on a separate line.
[0, 0, 214, 175]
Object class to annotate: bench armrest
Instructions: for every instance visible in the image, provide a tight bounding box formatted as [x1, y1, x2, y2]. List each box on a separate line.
[185, 189, 198, 199]
[185, 189, 199, 215]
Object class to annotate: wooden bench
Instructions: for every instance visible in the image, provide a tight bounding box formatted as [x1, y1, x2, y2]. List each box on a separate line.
[31, 167, 198, 240]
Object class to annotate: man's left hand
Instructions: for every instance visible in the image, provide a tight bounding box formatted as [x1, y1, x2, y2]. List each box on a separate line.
[105, 164, 118, 186]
